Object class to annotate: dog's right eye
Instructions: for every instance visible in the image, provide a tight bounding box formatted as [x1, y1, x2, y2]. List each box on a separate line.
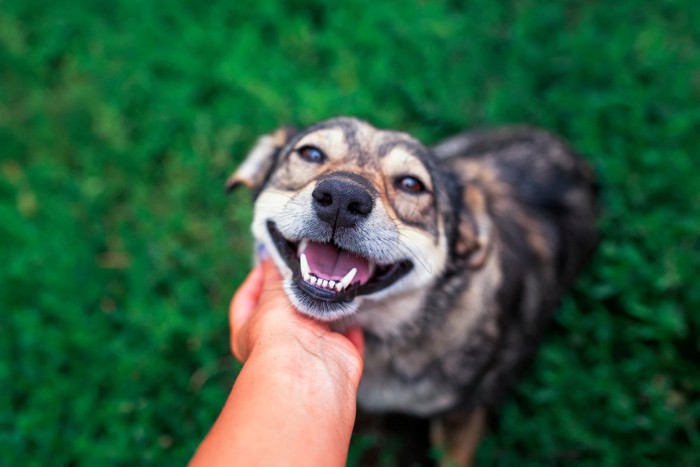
[395, 175, 427, 194]
[297, 145, 325, 164]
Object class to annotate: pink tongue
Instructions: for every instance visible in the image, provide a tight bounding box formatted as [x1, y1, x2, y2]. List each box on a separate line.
[303, 242, 371, 284]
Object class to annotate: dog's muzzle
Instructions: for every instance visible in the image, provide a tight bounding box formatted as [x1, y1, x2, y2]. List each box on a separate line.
[263, 174, 413, 318]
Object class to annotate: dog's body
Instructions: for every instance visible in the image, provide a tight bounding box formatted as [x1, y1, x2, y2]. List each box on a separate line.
[228, 117, 598, 464]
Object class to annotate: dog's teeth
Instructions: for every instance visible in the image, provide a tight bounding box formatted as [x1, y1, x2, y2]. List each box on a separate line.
[322, 280, 329, 288]
[329, 280, 336, 289]
[298, 238, 309, 256]
[335, 282, 343, 292]
[300, 253, 310, 280]
[310, 276, 317, 285]
[339, 268, 357, 290]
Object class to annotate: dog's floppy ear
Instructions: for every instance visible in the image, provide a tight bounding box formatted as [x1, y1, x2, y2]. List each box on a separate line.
[225, 126, 296, 193]
[455, 185, 492, 268]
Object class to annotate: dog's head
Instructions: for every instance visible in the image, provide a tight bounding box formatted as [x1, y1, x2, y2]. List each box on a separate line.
[228, 117, 489, 321]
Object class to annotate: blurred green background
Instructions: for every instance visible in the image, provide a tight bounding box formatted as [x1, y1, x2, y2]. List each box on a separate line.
[2, 0, 699, 465]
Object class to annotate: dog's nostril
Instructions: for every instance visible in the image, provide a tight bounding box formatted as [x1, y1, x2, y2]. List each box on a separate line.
[313, 191, 333, 207]
[348, 201, 371, 216]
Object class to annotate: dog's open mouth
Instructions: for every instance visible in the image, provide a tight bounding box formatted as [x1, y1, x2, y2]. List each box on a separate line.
[267, 221, 413, 303]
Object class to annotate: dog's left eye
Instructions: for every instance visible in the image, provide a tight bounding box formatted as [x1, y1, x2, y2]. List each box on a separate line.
[395, 176, 426, 194]
[297, 145, 325, 164]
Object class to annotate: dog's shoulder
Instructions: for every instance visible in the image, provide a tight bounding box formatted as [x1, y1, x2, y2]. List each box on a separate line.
[435, 125, 599, 286]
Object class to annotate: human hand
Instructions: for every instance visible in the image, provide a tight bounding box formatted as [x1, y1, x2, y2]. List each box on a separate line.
[191, 257, 364, 467]
[229, 257, 364, 385]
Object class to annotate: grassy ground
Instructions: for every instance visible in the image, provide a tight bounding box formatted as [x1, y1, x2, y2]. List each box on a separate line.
[2, 0, 699, 465]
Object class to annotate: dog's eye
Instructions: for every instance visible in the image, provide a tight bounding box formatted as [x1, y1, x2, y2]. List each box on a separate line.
[297, 145, 325, 164]
[395, 176, 426, 194]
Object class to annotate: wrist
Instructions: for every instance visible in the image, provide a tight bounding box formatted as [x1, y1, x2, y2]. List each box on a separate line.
[239, 331, 360, 458]
[249, 328, 363, 393]
[192, 328, 360, 467]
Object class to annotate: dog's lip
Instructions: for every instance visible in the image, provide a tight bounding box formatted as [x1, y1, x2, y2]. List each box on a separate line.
[266, 221, 413, 304]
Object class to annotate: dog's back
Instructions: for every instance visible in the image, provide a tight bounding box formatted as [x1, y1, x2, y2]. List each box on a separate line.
[434, 126, 599, 410]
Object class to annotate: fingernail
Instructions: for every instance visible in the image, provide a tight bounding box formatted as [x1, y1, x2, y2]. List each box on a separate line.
[256, 243, 270, 261]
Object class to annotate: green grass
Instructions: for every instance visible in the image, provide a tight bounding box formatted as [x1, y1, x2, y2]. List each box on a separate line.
[2, 0, 699, 465]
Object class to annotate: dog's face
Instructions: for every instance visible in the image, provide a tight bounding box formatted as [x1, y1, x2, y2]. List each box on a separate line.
[228, 118, 455, 321]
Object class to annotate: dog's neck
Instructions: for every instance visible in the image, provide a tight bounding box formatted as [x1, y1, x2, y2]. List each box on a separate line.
[349, 288, 430, 339]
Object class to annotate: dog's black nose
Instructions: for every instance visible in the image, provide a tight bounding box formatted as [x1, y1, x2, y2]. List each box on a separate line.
[312, 178, 374, 228]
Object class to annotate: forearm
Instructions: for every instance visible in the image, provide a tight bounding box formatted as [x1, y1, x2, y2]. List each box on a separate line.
[191, 339, 360, 467]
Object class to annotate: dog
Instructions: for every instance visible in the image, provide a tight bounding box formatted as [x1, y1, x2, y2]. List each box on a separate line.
[227, 117, 599, 465]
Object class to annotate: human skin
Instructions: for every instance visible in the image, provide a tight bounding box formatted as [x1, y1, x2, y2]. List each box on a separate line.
[190, 259, 364, 467]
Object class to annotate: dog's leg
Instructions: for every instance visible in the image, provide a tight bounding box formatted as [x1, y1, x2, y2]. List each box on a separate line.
[431, 408, 487, 467]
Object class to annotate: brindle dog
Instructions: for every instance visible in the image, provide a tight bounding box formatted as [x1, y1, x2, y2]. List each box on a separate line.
[227, 117, 598, 465]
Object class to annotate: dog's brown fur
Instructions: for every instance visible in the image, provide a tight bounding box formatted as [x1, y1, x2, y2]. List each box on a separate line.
[229, 117, 598, 465]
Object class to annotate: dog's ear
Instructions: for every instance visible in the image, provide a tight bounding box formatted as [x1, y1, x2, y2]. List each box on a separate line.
[225, 126, 297, 193]
[455, 185, 492, 268]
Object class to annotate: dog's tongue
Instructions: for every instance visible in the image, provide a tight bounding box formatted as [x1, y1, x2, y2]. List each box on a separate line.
[303, 241, 371, 284]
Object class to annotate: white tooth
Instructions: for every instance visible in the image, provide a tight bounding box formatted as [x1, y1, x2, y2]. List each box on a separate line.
[335, 282, 343, 292]
[322, 280, 329, 288]
[339, 268, 357, 290]
[300, 253, 310, 280]
[298, 238, 309, 255]
[329, 280, 336, 289]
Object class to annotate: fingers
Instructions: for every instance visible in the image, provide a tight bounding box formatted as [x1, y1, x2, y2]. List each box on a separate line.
[229, 263, 265, 360]
[229, 259, 290, 361]
[257, 258, 296, 315]
[230, 263, 265, 327]
[259, 256, 284, 288]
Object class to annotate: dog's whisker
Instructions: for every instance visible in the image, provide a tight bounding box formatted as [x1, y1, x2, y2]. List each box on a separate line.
[391, 230, 434, 274]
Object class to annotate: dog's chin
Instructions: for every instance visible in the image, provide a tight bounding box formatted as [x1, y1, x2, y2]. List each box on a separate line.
[284, 279, 360, 321]
[265, 220, 414, 322]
